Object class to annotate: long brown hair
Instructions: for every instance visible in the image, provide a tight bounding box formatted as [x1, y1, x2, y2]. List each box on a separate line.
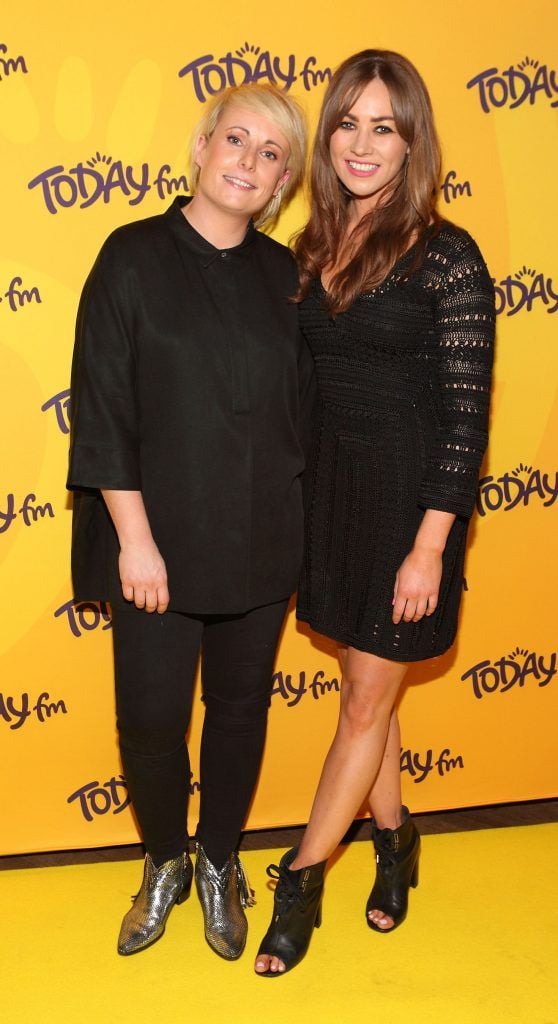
[295, 50, 441, 312]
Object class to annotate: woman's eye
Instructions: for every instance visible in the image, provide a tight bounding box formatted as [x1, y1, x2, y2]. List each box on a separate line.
[227, 134, 242, 145]
[375, 124, 394, 134]
[261, 150, 277, 161]
[339, 120, 356, 130]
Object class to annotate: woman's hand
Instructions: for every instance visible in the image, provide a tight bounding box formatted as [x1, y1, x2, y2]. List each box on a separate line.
[101, 489, 170, 614]
[119, 539, 169, 613]
[392, 509, 456, 625]
[392, 545, 442, 624]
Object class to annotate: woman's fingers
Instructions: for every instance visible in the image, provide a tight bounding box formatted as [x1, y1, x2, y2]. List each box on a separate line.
[426, 594, 438, 616]
[118, 542, 168, 612]
[139, 582, 169, 613]
[121, 579, 169, 612]
[412, 597, 428, 622]
[393, 592, 438, 624]
[144, 587, 159, 613]
[402, 600, 417, 623]
[392, 593, 407, 624]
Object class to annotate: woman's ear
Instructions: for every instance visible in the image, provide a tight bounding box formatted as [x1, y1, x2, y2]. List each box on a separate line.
[273, 167, 291, 197]
[194, 133, 209, 170]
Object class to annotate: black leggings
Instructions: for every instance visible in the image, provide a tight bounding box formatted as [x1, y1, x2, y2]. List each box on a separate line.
[112, 600, 288, 869]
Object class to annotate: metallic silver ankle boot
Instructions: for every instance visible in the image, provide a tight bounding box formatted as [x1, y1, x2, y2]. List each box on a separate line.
[117, 851, 193, 956]
[195, 844, 256, 960]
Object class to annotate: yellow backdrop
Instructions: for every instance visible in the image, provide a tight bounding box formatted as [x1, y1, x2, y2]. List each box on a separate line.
[1, 0, 557, 854]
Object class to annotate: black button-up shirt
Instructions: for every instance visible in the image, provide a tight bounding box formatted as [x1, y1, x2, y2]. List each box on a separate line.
[67, 197, 315, 613]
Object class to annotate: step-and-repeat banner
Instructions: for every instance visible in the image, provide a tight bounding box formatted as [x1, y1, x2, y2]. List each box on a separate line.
[2, 1, 557, 854]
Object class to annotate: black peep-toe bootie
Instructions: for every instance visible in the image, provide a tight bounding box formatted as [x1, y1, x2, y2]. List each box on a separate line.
[256, 847, 326, 977]
[366, 806, 420, 932]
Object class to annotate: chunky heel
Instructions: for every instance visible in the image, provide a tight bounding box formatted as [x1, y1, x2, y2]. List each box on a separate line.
[176, 875, 193, 904]
[365, 806, 420, 933]
[256, 848, 326, 976]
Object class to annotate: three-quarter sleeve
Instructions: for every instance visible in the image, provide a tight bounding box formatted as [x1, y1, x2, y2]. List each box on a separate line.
[418, 234, 495, 518]
[67, 235, 141, 490]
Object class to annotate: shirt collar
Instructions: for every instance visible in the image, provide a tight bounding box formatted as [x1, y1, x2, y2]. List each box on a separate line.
[166, 196, 257, 268]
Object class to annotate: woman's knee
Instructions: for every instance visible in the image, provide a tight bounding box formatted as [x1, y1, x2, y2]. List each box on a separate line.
[116, 707, 188, 757]
[202, 690, 269, 737]
[339, 671, 401, 734]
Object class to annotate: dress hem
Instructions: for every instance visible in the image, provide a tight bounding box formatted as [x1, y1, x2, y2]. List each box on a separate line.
[296, 612, 456, 664]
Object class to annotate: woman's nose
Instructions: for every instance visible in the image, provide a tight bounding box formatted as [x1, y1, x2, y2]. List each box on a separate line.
[239, 146, 256, 170]
[351, 130, 373, 155]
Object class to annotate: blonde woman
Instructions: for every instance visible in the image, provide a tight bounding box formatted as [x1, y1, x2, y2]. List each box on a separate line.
[67, 84, 312, 960]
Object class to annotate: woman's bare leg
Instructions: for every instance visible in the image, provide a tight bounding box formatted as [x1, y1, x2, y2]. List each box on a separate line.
[366, 709, 404, 929]
[255, 647, 407, 973]
[345, 641, 405, 928]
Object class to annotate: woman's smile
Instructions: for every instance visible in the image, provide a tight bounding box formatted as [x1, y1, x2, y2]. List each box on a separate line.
[223, 174, 257, 191]
[345, 159, 380, 176]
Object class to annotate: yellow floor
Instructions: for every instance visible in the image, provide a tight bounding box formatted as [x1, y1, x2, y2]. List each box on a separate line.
[2, 825, 557, 1024]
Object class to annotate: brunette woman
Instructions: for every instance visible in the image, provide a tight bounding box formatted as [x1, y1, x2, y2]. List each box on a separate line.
[255, 50, 495, 976]
[67, 84, 313, 960]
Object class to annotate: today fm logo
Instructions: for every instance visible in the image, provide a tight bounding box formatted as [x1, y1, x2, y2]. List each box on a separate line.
[494, 267, 558, 316]
[0, 276, 41, 312]
[41, 388, 70, 434]
[476, 464, 558, 517]
[461, 647, 557, 700]
[0, 42, 27, 82]
[400, 746, 464, 784]
[0, 492, 54, 534]
[55, 599, 112, 638]
[0, 691, 67, 730]
[467, 56, 558, 112]
[178, 41, 331, 103]
[28, 154, 188, 215]
[67, 772, 200, 821]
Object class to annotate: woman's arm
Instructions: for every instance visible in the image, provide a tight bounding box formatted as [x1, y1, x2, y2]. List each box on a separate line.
[101, 490, 169, 613]
[417, 231, 495, 518]
[67, 236, 169, 612]
[68, 236, 141, 492]
[393, 231, 495, 625]
[392, 509, 455, 624]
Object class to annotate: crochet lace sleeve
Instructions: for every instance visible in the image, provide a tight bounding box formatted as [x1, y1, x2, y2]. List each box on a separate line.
[418, 232, 496, 518]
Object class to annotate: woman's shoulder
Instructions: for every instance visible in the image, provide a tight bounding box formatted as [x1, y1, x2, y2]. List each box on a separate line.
[425, 219, 489, 269]
[255, 230, 298, 282]
[84, 210, 177, 293]
[100, 210, 171, 260]
[255, 230, 295, 262]
[421, 220, 495, 304]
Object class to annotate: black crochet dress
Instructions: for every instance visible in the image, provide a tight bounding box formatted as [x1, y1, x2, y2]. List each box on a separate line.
[297, 223, 495, 661]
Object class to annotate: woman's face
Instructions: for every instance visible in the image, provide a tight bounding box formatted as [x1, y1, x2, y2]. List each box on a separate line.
[194, 103, 291, 221]
[329, 77, 409, 213]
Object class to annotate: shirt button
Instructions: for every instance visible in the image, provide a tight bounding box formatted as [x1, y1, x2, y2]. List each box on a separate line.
[221, 251, 228, 259]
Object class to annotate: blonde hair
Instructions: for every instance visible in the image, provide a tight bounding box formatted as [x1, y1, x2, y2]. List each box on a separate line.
[189, 84, 307, 228]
